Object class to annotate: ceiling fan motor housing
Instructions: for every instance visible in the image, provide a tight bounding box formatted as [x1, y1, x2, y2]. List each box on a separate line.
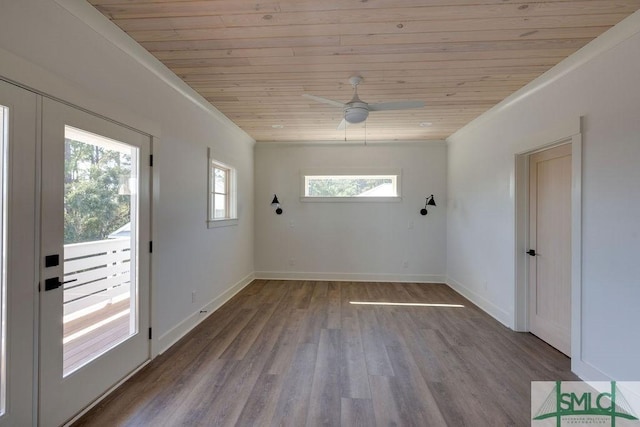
[344, 102, 369, 124]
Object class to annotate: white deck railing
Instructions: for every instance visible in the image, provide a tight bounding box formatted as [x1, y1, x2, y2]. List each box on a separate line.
[63, 237, 131, 317]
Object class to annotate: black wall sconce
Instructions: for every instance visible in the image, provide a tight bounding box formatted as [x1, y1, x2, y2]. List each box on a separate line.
[420, 195, 436, 215]
[271, 194, 283, 215]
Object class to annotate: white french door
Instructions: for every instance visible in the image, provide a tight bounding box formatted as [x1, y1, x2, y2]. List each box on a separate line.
[39, 98, 151, 426]
[0, 80, 37, 426]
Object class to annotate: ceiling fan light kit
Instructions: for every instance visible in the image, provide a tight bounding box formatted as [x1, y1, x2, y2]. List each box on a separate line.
[345, 104, 369, 124]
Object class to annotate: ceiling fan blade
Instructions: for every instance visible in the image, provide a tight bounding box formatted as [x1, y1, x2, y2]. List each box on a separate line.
[302, 94, 346, 108]
[337, 118, 348, 130]
[368, 100, 425, 111]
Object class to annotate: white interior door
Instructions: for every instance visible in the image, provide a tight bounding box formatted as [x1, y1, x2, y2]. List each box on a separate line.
[39, 98, 151, 426]
[528, 143, 572, 356]
[0, 81, 37, 426]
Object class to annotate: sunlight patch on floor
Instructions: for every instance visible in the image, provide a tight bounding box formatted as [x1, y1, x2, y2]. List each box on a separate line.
[349, 301, 464, 308]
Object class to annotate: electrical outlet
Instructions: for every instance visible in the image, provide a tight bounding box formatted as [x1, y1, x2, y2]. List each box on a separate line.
[402, 260, 409, 269]
[191, 290, 196, 303]
[289, 258, 296, 266]
[408, 220, 414, 229]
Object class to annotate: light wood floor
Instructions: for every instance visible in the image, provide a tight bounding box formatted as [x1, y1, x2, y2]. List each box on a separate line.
[73, 280, 577, 426]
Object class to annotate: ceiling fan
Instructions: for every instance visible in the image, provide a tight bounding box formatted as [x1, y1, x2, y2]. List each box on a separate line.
[302, 76, 425, 130]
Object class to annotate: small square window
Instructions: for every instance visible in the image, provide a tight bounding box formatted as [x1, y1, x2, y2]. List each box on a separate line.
[208, 149, 237, 227]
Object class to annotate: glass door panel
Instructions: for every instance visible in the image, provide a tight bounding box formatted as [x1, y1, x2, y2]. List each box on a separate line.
[62, 126, 140, 376]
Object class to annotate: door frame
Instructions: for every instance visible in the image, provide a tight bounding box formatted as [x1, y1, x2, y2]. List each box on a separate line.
[514, 118, 582, 365]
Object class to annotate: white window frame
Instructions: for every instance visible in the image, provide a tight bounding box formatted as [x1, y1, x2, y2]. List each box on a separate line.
[300, 168, 402, 202]
[207, 148, 237, 228]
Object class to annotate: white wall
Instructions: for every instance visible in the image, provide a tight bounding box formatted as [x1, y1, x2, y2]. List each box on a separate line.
[0, 0, 255, 352]
[255, 143, 446, 282]
[447, 13, 640, 380]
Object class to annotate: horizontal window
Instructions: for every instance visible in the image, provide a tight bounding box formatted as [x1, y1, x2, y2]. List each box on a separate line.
[301, 170, 401, 202]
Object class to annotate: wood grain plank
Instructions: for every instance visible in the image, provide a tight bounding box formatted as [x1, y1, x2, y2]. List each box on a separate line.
[340, 315, 371, 399]
[262, 308, 306, 375]
[269, 343, 317, 426]
[419, 328, 514, 426]
[340, 397, 376, 427]
[141, 27, 607, 52]
[306, 328, 342, 426]
[153, 39, 588, 61]
[221, 2, 640, 27]
[357, 307, 394, 377]
[92, 0, 280, 19]
[235, 373, 283, 426]
[124, 14, 626, 42]
[384, 343, 448, 427]
[160, 50, 571, 69]
[297, 281, 329, 344]
[113, 13, 627, 34]
[369, 375, 404, 426]
[326, 281, 341, 329]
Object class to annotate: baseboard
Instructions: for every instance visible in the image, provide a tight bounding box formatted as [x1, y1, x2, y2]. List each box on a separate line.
[445, 276, 512, 327]
[254, 271, 445, 283]
[572, 358, 615, 381]
[156, 272, 255, 355]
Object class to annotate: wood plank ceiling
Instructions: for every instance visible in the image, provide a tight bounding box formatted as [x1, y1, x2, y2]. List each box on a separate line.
[89, 0, 640, 143]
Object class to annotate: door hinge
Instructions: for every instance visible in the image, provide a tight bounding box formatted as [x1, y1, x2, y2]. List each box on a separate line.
[148, 327, 152, 340]
[149, 154, 154, 167]
[149, 241, 153, 253]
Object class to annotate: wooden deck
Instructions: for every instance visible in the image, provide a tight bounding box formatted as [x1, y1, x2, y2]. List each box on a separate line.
[63, 298, 132, 375]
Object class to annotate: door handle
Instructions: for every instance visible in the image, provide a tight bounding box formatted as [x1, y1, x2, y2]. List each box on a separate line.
[44, 277, 77, 291]
[526, 249, 537, 256]
[44, 277, 61, 291]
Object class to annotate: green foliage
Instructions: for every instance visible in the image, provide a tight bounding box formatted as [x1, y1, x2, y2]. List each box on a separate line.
[64, 139, 131, 244]
[307, 178, 391, 197]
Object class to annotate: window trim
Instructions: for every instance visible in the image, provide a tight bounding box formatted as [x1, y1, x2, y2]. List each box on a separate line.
[207, 149, 237, 228]
[300, 168, 402, 202]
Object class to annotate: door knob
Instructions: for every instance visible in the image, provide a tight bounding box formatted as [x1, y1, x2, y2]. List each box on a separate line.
[526, 249, 537, 256]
